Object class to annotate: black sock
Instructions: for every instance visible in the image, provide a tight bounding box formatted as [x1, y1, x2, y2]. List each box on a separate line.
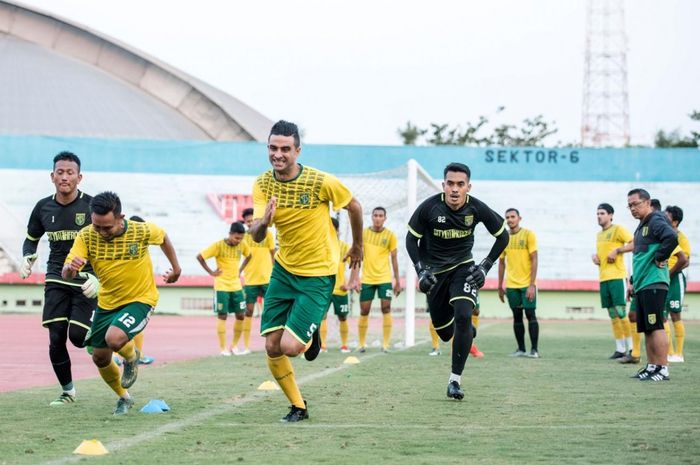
[48, 322, 72, 387]
[512, 308, 526, 351]
[451, 299, 474, 376]
[525, 309, 539, 351]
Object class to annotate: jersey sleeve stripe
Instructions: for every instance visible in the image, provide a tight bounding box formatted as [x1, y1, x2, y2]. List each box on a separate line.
[492, 222, 506, 237]
[26, 233, 40, 241]
[407, 225, 423, 238]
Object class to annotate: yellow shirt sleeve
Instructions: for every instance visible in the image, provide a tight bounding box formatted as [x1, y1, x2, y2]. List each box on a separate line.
[319, 173, 353, 211]
[527, 231, 538, 254]
[389, 231, 398, 252]
[64, 229, 89, 269]
[241, 240, 251, 257]
[616, 225, 633, 245]
[200, 242, 219, 260]
[252, 178, 268, 221]
[147, 222, 166, 245]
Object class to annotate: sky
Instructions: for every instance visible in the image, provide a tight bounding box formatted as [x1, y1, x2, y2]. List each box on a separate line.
[18, 0, 700, 146]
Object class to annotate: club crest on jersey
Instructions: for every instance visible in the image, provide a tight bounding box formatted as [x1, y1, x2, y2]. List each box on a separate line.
[648, 314, 656, 325]
[464, 215, 474, 226]
[298, 192, 310, 205]
[75, 213, 86, 226]
[381, 238, 388, 246]
[128, 243, 139, 256]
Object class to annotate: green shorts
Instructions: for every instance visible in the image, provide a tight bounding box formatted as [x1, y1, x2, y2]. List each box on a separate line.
[600, 279, 626, 312]
[244, 284, 268, 305]
[506, 287, 537, 310]
[330, 294, 350, 317]
[85, 302, 153, 349]
[261, 263, 335, 344]
[360, 283, 392, 302]
[215, 290, 246, 315]
[665, 273, 686, 314]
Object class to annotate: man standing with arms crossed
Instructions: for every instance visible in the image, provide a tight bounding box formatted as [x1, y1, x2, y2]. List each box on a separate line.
[358, 207, 401, 353]
[498, 208, 540, 358]
[241, 207, 276, 354]
[406, 162, 508, 399]
[592, 203, 634, 359]
[20, 152, 98, 406]
[626, 189, 677, 381]
[63, 191, 181, 414]
[250, 120, 363, 422]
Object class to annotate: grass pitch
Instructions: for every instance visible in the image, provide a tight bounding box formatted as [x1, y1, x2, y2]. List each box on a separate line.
[1, 320, 698, 465]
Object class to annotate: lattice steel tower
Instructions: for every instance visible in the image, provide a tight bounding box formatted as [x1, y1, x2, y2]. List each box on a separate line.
[581, 0, 631, 147]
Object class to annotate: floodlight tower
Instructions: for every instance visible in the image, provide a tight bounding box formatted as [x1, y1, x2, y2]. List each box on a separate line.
[581, 0, 631, 147]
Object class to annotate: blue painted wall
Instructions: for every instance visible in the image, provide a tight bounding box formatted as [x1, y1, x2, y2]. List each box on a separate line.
[0, 135, 697, 182]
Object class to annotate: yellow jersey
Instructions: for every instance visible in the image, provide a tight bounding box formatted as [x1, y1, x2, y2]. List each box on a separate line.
[253, 165, 353, 277]
[333, 240, 351, 296]
[596, 223, 633, 282]
[200, 239, 251, 292]
[242, 231, 275, 285]
[361, 227, 397, 285]
[500, 228, 537, 288]
[669, 230, 691, 271]
[65, 220, 165, 311]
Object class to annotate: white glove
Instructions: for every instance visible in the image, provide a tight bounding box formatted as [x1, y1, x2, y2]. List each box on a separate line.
[19, 253, 38, 279]
[78, 272, 100, 299]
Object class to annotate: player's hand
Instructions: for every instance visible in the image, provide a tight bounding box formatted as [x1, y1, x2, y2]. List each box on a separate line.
[526, 284, 536, 302]
[262, 196, 277, 227]
[473, 306, 480, 317]
[415, 262, 437, 294]
[345, 243, 363, 270]
[591, 254, 600, 266]
[465, 258, 493, 290]
[392, 278, 402, 297]
[340, 283, 348, 291]
[607, 249, 618, 264]
[626, 284, 634, 301]
[655, 259, 667, 269]
[67, 256, 87, 273]
[162, 267, 181, 284]
[19, 253, 38, 279]
[78, 272, 100, 299]
[210, 268, 222, 277]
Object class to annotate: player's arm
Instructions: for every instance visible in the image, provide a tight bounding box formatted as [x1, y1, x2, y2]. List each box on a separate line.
[390, 248, 401, 296]
[250, 181, 276, 243]
[20, 203, 45, 278]
[343, 197, 363, 270]
[498, 257, 506, 302]
[651, 216, 678, 267]
[669, 250, 688, 276]
[405, 204, 436, 293]
[159, 233, 181, 283]
[62, 233, 88, 280]
[196, 252, 221, 277]
[239, 255, 251, 275]
[526, 251, 538, 301]
[607, 240, 633, 264]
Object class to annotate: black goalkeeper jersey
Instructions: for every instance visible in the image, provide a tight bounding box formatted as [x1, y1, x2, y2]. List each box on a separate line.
[23, 191, 94, 284]
[407, 193, 505, 273]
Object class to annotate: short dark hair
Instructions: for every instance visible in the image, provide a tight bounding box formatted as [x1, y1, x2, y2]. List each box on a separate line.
[229, 221, 246, 234]
[665, 205, 683, 224]
[53, 151, 81, 172]
[443, 162, 471, 180]
[129, 215, 145, 222]
[241, 207, 254, 218]
[650, 198, 661, 211]
[331, 217, 339, 230]
[627, 188, 651, 201]
[373, 206, 387, 216]
[597, 203, 614, 214]
[505, 208, 520, 217]
[91, 191, 121, 216]
[269, 120, 301, 148]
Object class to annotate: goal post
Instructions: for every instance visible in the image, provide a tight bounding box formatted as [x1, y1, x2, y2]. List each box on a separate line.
[336, 159, 441, 348]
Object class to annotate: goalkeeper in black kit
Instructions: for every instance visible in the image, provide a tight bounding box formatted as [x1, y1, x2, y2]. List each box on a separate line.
[406, 163, 509, 399]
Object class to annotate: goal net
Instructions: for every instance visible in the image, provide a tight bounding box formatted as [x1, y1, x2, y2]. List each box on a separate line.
[335, 160, 441, 347]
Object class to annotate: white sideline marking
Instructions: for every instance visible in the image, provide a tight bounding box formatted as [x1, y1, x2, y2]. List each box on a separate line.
[41, 339, 433, 465]
[43, 323, 493, 465]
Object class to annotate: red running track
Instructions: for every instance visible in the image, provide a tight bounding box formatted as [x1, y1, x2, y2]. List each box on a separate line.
[0, 314, 417, 393]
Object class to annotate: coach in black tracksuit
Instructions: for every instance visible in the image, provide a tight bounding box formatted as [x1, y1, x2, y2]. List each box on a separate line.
[627, 188, 678, 382]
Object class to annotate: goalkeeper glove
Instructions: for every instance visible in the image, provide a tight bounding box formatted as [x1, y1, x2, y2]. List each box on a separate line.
[78, 272, 100, 299]
[19, 253, 38, 279]
[415, 262, 437, 294]
[465, 258, 494, 289]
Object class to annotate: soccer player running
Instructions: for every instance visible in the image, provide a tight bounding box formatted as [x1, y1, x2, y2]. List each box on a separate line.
[626, 189, 677, 381]
[358, 207, 401, 353]
[241, 207, 276, 354]
[406, 162, 508, 400]
[498, 208, 540, 358]
[249, 120, 362, 422]
[321, 217, 360, 353]
[664, 205, 690, 363]
[62, 192, 181, 414]
[591, 203, 634, 359]
[197, 222, 251, 356]
[20, 152, 97, 406]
